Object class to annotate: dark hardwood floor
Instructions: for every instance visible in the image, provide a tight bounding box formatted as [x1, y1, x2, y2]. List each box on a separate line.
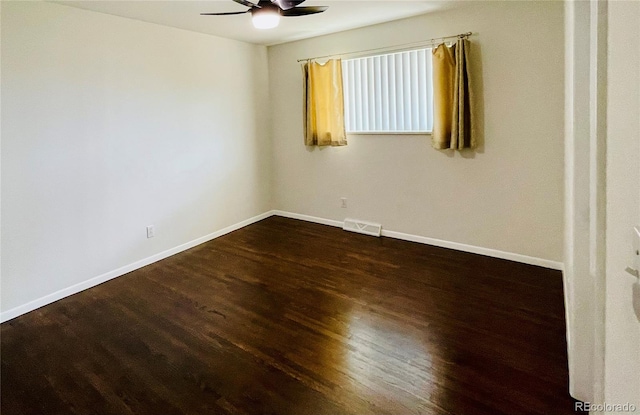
[1, 216, 582, 415]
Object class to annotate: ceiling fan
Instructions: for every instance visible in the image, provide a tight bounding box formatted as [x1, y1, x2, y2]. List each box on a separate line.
[201, 0, 328, 29]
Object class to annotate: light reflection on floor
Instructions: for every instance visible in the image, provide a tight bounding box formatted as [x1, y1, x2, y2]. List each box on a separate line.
[343, 308, 438, 413]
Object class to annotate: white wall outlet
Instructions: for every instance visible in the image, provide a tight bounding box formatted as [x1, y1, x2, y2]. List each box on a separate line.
[146, 225, 155, 239]
[341, 197, 347, 208]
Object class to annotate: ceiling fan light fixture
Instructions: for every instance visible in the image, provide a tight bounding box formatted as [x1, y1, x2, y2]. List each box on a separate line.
[202, 1, 328, 29]
[251, 8, 280, 29]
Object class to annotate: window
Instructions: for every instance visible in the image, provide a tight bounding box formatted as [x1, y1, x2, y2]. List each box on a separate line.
[342, 48, 433, 134]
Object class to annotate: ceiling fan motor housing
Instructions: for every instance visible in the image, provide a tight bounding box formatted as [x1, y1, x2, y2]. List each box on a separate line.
[254, 1, 281, 15]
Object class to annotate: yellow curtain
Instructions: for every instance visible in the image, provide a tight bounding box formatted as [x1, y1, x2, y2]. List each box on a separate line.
[431, 38, 476, 150]
[302, 59, 347, 147]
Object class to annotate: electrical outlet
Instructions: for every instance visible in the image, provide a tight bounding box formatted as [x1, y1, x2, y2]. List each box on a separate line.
[341, 197, 347, 208]
[146, 225, 155, 239]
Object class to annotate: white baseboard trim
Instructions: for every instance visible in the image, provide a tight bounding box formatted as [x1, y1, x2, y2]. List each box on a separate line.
[0, 211, 273, 323]
[272, 210, 563, 271]
[2, 209, 563, 323]
[271, 210, 343, 228]
[381, 229, 563, 270]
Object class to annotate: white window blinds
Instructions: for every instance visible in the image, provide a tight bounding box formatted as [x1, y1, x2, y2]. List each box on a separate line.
[342, 48, 433, 133]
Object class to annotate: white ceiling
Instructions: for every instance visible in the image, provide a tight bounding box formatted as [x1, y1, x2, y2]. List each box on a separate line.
[53, 0, 457, 46]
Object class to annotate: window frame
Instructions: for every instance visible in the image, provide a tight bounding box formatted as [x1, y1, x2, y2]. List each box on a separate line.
[341, 47, 434, 136]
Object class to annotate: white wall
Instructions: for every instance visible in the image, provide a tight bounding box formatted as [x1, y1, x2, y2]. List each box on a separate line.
[268, 1, 565, 264]
[606, 0, 640, 407]
[1, 2, 271, 317]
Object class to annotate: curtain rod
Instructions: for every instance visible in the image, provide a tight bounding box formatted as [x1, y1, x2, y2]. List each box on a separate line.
[297, 32, 472, 63]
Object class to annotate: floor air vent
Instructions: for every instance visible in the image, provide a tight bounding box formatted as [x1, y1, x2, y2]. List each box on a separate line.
[343, 218, 382, 237]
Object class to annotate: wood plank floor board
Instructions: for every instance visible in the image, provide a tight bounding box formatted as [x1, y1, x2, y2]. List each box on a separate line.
[1, 216, 583, 415]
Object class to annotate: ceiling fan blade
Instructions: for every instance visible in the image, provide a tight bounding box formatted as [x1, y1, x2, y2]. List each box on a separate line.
[232, 0, 258, 7]
[271, 0, 306, 11]
[281, 6, 327, 16]
[200, 10, 250, 15]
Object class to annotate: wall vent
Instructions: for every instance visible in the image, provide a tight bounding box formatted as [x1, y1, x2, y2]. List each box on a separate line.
[343, 218, 382, 237]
